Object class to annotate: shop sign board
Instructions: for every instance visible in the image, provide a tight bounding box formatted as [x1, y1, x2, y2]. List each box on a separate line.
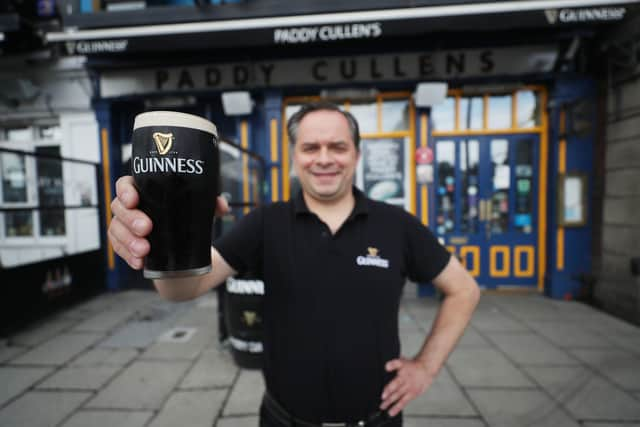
[100, 45, 557, 97]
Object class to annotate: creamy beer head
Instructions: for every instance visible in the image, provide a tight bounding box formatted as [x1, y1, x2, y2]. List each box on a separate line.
[132, 111, 219, 279]
[134, 111, 217, 136]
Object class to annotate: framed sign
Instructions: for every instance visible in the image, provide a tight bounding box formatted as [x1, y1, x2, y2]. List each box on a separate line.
[557, 172, 587, 227]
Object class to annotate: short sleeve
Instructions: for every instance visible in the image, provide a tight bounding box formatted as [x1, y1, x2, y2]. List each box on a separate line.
[213, 207, 264, 276]
[404, 212, 451, 283]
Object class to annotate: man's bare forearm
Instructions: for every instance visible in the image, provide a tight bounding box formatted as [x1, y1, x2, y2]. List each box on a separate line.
[153, 247, 236, 301]
[414, 285, 479, 377]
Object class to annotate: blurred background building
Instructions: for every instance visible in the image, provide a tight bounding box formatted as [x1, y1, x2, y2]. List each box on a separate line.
[0, 0, 639, 330]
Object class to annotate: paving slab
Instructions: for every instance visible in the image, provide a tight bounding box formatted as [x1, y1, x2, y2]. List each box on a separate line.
[447, 347, 535, 388]
[72, 309, 136, 332]
[216, 416, 260, 427]
[0, 391, 90, 427]
[180, 347, 238, 389]
[9, 317, 78, 347]
[398, 314, 422, 335]
[400, 331, 427, 357]
[484, 295, 565, 321]
[11, 332, 102, 366]
[0, 344, 27, 363]
[0, 366, 54, 407]
[583, 424, 640, 427]
[467, 389, 580, 427]
[456, 327, 491, 347]
[148, 389, 227, 427]
[404, 418, 485, 427]
[176, 306, 220, 330]
[141, 327, 213, 360]
[571, 348, 640, 390]
[404, 369, 477, 416]
[60, 410, 154, 427]
[87, 360, 190, 409]
[526, 321, 613, 348]
[604, 333, 640, 356]
[487, 332, 579, 365]
[37, 365, 121, 390]
[223, 369, 264, 416]
[471, 308, 529, 332]
[524, 365, 640, 420]
[70, 347, 139, 366]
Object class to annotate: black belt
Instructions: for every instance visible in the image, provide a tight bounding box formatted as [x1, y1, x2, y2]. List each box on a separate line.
[262, 392, 391, 427]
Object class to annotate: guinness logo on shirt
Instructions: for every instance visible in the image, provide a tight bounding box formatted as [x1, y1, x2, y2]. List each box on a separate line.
[357, 246, 390, 269]
[152, 132, 174, 155]
[242, 310, 261, 327]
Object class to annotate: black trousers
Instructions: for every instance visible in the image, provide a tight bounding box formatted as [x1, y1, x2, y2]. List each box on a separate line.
[259, 401, 402, 427]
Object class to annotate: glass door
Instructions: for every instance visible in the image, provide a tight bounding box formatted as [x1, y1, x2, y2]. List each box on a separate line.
[433, 135, 538, 288]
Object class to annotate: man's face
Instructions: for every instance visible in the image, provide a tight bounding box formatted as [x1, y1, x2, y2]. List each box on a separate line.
[293, 110, 360, 203]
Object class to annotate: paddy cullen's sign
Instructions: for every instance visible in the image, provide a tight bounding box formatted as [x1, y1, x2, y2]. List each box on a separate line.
[273, 23, 383, 44]
[99, 46, 557, 98]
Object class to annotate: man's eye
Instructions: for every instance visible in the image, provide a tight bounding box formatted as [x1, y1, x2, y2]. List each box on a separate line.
[302, 146, 318, 152]
[331, 145, 347, 152]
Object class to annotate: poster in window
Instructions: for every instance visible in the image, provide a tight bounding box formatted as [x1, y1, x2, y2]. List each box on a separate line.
[558, 173, 587, 227]
[362, 138, 405, 205]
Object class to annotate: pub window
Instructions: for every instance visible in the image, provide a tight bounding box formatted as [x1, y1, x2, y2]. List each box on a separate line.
[0, 151, 34, 237]
[382, 99, 409, 132]
[459, 97, 484, 130]
[517, 91, 541, 128]
[487, 95, 512, 129]
[431, 97, 455, 131]
[36, 146, 66, 236]
[348, 101, 377, 134]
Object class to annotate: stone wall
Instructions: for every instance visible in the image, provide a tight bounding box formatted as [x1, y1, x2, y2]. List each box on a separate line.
[594, 39, 640, 324]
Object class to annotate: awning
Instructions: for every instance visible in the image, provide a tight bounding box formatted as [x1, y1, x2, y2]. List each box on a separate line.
[46, 0, 639, 56]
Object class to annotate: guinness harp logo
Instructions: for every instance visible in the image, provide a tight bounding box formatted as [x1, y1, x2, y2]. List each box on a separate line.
[152, 132, 174, 155]
[242, 311, 259, 327]
[367, 247, 379, 257]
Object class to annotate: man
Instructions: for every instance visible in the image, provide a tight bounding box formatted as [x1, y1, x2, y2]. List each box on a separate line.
[109, 102, 480, 427]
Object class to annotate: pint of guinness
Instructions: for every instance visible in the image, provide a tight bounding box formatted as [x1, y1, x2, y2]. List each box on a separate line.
[132, 111, 219, 279]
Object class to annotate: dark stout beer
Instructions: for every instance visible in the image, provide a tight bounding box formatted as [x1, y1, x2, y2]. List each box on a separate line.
[132, 111, 219, 279]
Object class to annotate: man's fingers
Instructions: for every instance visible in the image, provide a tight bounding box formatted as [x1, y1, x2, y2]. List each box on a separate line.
[215, 196, 230, 217]
[115, 176, 139, 209]
[381, 383, 411, 411]
[111, 197, 152, 237]
[108, 221, 144, 269]
[109, 217, 150, 260]
[381, 376, 402, 400]
[388, 394, 413, 417]
[385, 359, 404, 372]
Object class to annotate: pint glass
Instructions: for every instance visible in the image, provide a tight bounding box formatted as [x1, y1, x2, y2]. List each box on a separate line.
[131, 111, 219, 279]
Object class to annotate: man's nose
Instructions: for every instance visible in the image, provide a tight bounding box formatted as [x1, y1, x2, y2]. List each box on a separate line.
[316, 147, 332, 164]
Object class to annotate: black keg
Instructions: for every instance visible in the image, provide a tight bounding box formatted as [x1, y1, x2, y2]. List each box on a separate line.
[224, 275, 264, 369]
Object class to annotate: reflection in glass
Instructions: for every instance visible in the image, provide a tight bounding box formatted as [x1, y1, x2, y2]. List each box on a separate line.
[459, 97, 483, 130]
[460, 140, 479, 233]
[517, 91, 540, 128]
[382, 100, 409, 132]
[36, 146, 65, 236]
[436, 141, 456, 235]
[5, 210, 33, 237]
[431, 97, 455, 131]
[488, 95, 512, 129]
[1, 153, 28, 203]
[349, 102, 377, 134]
[515, 139, 534, 233]
[490, 139, 510, 234]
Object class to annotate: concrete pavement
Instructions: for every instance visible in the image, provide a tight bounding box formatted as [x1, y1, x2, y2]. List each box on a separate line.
[1, 287, 640, 427]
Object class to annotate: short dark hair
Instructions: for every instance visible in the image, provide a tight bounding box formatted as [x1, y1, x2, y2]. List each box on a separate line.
[287, 101, 360, 150]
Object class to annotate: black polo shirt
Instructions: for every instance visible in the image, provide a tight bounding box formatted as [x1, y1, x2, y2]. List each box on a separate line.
[214, 188, 450, 424]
